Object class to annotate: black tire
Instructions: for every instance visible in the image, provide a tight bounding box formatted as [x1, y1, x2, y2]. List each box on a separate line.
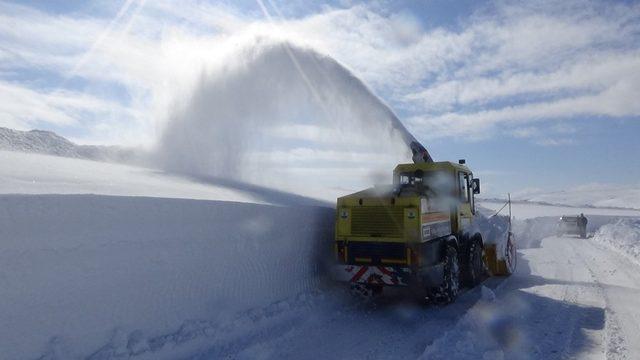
[431, 244, 460, 305]
[462, 234, 486, 287]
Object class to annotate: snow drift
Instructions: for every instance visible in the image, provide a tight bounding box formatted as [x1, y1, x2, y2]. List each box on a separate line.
[0, 194, 333, 359]
[592, 218, 640, 265]
[156, 38, 415, 200]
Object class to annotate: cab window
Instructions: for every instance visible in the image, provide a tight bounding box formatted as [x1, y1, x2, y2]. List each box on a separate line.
[458, 172, 469, 203]
[420, 198, 428, 214]
[466, 173, 475, 213]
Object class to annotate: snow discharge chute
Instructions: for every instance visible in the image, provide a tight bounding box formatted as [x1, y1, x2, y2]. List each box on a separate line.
[409, 140, 434, 164]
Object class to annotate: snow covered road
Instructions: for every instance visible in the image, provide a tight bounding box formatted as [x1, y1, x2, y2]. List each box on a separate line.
[498, 235, 639, 359]
[255, 237, 636, 360]
[418, 232, 640, 360]
[558, 236, 640, 358]
[118, 233, 640, 360]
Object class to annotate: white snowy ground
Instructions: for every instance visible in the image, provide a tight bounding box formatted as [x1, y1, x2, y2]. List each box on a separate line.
[510, 184, 640, 210]
[1, 150, 640, 359]
[0, 151, 243, 201]
[480, 199, 640, 220]
[0, 151, 327, 207]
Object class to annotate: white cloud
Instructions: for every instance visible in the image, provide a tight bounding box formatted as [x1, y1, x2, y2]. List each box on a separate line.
[405, 54, 640, 110]
[511, 126, 541, 139]
[0, 2, 102, 72]
[395, 1, 640, 141]
[408, 72, 640, 139]
[535, 137, 575, 147]
[0, 81, 126, 126]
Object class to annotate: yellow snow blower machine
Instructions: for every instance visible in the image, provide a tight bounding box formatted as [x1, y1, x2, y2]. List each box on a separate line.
[332, 141, 515, 304]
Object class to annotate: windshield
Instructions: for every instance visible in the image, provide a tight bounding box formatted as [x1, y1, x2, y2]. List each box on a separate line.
[396, 170, 454, 195]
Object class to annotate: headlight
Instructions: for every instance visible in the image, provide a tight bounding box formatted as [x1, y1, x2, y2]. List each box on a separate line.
[339, 208, 349, 219]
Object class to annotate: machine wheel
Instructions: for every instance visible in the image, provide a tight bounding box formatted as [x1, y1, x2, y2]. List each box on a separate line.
[462, 234, 486, 287]
[431, 245, 460, 305]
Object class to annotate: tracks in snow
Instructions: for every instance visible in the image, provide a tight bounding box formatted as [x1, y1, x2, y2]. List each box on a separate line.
[84, 235, 640, 360]
[515, 236, 640, 359]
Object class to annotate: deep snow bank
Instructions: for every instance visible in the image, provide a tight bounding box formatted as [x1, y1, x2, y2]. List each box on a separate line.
[0, 194, 333, 359]
[592, 219, 640, 265]
[508, 214, 639, 249]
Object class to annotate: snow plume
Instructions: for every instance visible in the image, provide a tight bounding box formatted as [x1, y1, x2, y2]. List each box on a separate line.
[155, 38, 414, 200]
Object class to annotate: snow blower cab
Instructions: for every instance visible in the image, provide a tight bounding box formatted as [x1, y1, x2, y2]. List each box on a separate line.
[333, 160, 511, 303]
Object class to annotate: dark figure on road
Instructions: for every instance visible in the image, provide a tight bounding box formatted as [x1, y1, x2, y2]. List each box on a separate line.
[579, 213, 588, 238]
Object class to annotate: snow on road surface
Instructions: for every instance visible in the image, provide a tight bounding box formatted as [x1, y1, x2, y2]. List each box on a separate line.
[421, 235, 640, 359]
[73, 232, 640, 360]
[1, 150, 640, 359]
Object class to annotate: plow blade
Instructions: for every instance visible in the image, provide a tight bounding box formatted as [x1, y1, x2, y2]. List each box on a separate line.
[484, 232, 517, 276]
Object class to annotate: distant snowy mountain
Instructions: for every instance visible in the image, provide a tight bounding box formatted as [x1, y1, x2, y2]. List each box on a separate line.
[0, 127, 144, 164]
[0, 127, 78, 156]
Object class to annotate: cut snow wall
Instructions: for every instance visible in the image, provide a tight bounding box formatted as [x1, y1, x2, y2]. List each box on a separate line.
[0, 194, 333, 359]
[592, 218, 640, 265]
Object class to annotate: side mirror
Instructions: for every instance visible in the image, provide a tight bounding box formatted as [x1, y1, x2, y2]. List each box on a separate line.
[472, 178, 480, 194]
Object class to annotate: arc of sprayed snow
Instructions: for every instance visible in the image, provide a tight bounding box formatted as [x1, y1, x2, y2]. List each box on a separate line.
[254, 0, 400, 133]
[66, 0, 137, 79]
[254, 0, 329, 115]
[254, 0, 433, 163]
[121, 0, 147, 36]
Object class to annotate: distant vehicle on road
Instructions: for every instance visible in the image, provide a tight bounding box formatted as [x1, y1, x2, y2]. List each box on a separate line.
[557, 214, 588, 238]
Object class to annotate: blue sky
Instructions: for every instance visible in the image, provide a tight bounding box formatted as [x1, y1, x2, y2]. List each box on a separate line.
[0, 0, 639, 197]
